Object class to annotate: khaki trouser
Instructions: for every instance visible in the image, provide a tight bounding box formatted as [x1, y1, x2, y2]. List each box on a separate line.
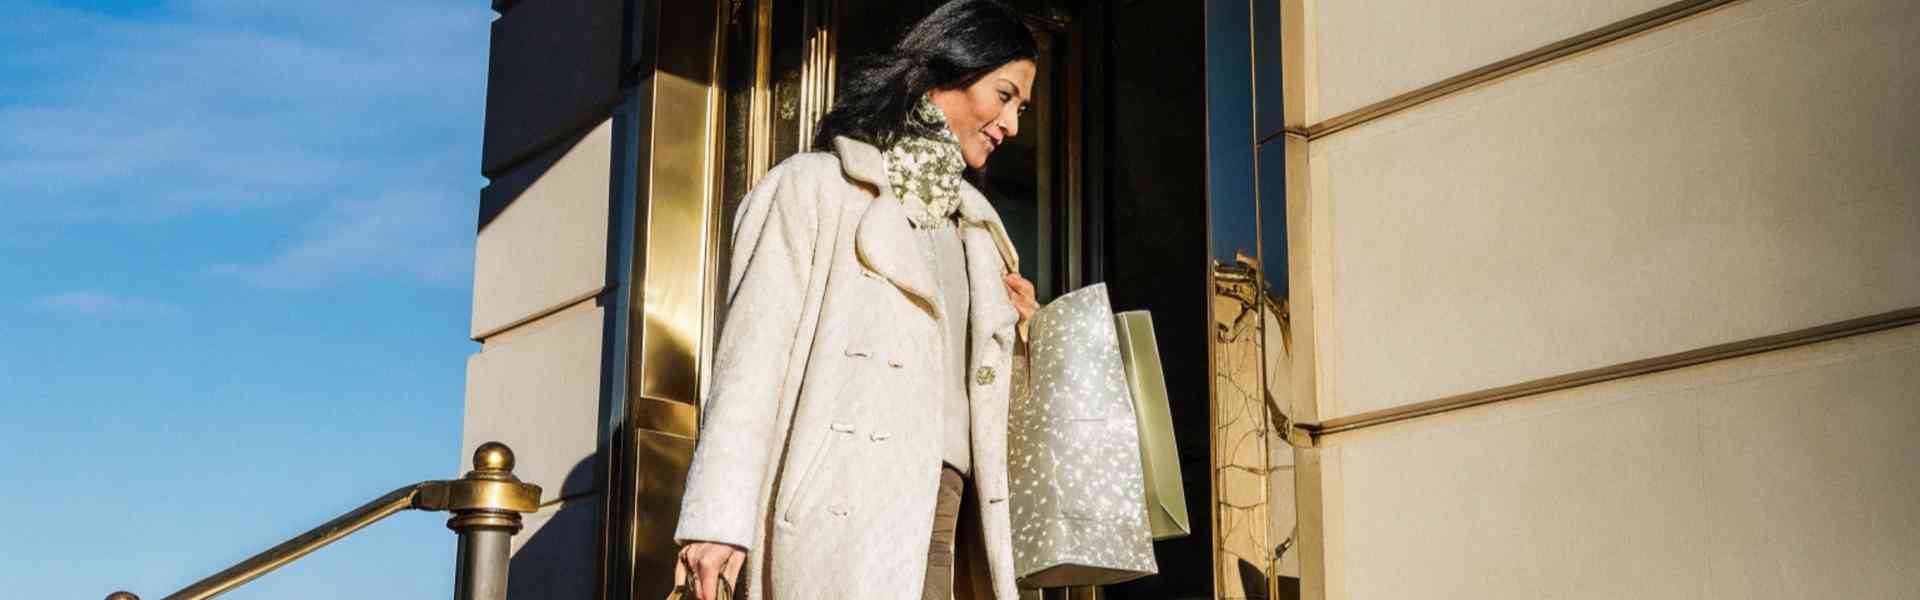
[923, 466, 967, 600]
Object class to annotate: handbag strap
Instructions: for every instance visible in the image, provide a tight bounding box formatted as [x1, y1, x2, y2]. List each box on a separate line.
[669, 570, 735, 600]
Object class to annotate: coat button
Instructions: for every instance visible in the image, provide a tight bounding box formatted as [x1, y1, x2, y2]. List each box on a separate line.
[828, 504, 850, 516]
[974, 366, 996, 386]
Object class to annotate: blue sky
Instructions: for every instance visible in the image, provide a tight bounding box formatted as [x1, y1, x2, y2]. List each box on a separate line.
[1, 1, 494, 597]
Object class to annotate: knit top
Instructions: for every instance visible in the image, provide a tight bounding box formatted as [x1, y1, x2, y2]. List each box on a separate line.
[913, 220, 973, 473]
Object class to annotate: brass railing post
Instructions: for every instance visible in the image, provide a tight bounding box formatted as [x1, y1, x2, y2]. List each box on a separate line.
[445, 442, 533, 600]
[102, 441, 542, 600]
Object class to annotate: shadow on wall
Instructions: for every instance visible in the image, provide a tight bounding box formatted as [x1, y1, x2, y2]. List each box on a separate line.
[507, 456, 602, 599]
[477, 121, 598, 235]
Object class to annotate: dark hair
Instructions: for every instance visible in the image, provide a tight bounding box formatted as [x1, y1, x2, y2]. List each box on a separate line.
[812, 0, 1038, 151]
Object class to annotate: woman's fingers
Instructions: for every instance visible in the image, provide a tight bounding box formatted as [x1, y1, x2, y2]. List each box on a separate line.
[724, 550, 746, 594]
[695, 547, 723, 600]
[1004, 273, 1039, 321]
[674, 547, 690, 592]
[679, 543, 743, 600]
[1004, 273, 1035, 297]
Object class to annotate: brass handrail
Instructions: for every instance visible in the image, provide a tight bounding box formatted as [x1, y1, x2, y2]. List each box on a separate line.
[105, 442, 543, 600]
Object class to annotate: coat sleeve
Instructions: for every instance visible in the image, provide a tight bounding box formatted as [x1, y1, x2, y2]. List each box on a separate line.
[674, 163, 820, 548]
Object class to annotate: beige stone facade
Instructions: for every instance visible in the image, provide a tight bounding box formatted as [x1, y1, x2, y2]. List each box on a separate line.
[1282, 0, 1920, 598]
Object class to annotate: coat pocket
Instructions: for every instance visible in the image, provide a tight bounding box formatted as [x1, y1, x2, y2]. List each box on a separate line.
[777, 421, 850, 525]
[777, 346, 878, 525]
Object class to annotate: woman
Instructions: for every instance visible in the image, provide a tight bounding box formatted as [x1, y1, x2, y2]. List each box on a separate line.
[673, 1, 1041, 599]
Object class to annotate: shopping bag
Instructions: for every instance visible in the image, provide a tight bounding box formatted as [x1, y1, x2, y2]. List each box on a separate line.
[1113, 310, 1191, 541]
[1007, 283, 1158, 588]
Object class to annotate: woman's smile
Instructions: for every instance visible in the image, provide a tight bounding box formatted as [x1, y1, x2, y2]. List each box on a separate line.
[929, 59, 1036, 169]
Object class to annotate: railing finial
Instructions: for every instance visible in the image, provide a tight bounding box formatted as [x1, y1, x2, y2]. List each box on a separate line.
[472, 441, 515, 473]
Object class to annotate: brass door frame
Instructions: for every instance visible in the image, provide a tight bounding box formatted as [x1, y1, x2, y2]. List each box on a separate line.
[601, 3, 840, 599]
[600, 2, 727, 600]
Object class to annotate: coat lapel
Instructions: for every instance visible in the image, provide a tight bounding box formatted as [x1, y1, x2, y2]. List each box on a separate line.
[836, 136, 943, 319]
[955, 184, 1021, 277]
[958, 183, 1021, 352]
[833, 135, 1021, 345]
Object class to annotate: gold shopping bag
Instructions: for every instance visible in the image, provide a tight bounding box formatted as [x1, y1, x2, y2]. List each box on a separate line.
[1113, 311, 1191, 541]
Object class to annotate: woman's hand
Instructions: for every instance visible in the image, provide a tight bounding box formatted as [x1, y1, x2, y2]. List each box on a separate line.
[676, 542, 745, 600]
[1004, 273, 1038, 323]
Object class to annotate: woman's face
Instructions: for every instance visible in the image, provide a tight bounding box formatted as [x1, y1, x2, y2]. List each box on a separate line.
[928, 59, 1037, 169]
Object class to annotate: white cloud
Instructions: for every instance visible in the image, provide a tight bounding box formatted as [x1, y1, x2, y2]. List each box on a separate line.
[0, 0, 489, 290]
[207, 183, 475, 290]
[2, 2, 485, 219]
[33, 290, 179, 316]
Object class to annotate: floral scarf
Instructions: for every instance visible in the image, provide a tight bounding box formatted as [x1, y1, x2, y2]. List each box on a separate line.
[884, 97, 968, 229]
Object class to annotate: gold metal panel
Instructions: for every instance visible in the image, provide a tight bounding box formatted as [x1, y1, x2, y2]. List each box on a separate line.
[749, 0, 775, 182]
[795, 0, 835, 152]
[1210, 261, 1277, 599]
[714, 0, 836, 317]
[617, 2, 724, 599]
[1260, 293, 1301, 592]
[634, 395, 701, 439]
[763, 0, 837, 164]
[638, 68, 722, 407]
[632, 429, 699, 600]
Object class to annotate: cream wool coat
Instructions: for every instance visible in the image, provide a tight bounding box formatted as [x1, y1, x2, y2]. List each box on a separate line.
[674, 136, 1023, 600]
